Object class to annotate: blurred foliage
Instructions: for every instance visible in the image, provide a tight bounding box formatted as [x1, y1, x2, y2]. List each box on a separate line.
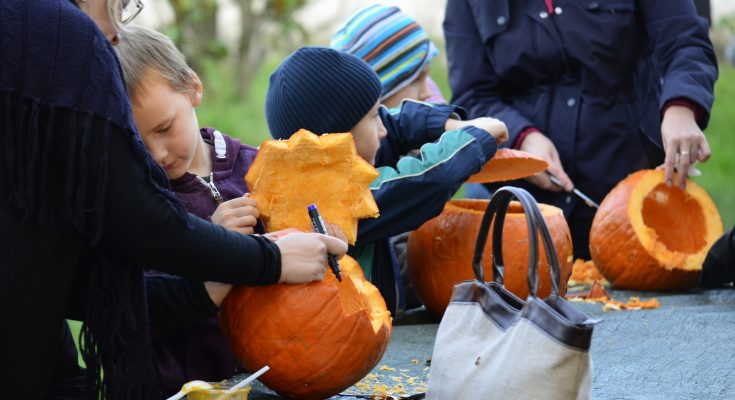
[163, 0, 310, 98]
[698, 64, 735, 228]
[166, 0, 224, 73]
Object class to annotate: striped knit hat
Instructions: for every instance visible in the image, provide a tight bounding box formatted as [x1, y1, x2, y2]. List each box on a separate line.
[331, 4, 439, 100]
[265, 46, 382, 139]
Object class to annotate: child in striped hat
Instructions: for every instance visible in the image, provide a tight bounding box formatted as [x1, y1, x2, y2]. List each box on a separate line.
[331, 4, 447, 107]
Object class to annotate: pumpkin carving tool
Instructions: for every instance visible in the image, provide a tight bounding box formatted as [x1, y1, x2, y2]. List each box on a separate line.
[548, 174, 599, 209]
[219, 365, 270, 397]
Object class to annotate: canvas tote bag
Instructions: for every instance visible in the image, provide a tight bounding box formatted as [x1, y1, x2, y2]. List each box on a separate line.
[427, 187, 596, 400]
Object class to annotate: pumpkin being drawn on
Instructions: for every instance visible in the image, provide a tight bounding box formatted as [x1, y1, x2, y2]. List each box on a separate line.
[407, 199, 573, 318]
[220, 256, 391, 400]
[220, 129, 391, 399]
[589, 169, 723, 291]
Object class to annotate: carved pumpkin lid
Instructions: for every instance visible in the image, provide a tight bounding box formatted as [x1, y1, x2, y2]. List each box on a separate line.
[466, 148, 548, 183]
[246, 129, 380, 244]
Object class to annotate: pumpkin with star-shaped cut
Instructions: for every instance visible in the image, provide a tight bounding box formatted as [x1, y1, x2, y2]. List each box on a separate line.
[221, 129, 391, 399]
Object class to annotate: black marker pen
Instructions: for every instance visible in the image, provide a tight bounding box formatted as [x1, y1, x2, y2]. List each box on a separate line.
[307, 204, 342, 282]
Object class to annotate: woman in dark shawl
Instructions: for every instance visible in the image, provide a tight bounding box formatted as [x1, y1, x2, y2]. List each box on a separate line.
[0, 1, 346, 398]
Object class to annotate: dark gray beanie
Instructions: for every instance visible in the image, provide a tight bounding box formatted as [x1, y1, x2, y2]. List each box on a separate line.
[265, 46, 382, 139]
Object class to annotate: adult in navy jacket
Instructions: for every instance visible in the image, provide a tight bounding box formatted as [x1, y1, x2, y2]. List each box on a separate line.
[445, 0, 718, 259]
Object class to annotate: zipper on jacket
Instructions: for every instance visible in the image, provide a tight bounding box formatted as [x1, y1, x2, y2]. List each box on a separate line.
[197, 173, 223, 205]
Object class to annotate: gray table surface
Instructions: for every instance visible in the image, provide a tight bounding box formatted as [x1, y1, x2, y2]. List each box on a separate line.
[209, 289, 735, 400]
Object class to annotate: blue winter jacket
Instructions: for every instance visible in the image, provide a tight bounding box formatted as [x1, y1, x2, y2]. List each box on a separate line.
[444, 0, 717, 258]
[350, 100, 497, 314]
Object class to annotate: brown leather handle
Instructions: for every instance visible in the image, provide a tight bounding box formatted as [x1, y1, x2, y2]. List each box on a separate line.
[471, 187, 561, 297]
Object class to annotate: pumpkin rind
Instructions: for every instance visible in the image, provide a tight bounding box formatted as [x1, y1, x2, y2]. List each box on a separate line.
[589, 169, 723, 290]
[245, 129, 379, 244]
[407, 199, 573, 318]
[466, 148, 548, 183]
[220, 256, 391, 400]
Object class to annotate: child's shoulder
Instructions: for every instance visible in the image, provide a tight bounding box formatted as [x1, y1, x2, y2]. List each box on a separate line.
[202, 127, 259, 171]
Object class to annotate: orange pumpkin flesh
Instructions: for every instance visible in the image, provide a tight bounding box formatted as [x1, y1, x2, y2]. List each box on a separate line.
[466, 148, 548, 183]
[589, 169, 723, 291]
[245, 129, 379, 244]
[220, 256, 391, 400]
[569, 259, 609, 286]
[407, 199, 573, 318]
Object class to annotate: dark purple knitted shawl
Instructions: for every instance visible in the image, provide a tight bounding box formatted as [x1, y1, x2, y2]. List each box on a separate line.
[0, 0, 189, 398]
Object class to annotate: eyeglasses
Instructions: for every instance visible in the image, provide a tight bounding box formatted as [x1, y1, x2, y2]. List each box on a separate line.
[122, 0, 144, 25]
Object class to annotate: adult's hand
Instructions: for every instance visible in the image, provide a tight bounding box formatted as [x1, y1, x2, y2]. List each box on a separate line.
[520, 132, 573, 192]
[660, 105, 711, 189]
[276, 232, 348, 284]
[211, 193, 260, 235]
[262, 228, 302, 242]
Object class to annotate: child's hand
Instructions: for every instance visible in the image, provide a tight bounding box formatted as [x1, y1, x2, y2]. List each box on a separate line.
[211, 193, 260, 235]
[276, 232, 348, 284]
[446, 117, 509, 144]
[204, 281, 233, 307]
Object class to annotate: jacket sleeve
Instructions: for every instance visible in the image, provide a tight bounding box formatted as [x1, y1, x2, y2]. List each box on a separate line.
[357, 126, 496, 245]
[443, 0, 535, 146]
[100, 124, 282, 285]
[375, 100, 466, 167]
[146, 274, 219, 334]
[640, 0, 717, 127]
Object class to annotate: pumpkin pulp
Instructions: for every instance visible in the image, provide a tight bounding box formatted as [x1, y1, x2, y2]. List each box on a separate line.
[640, 183, 707, 254]
[628, 172, 721, 271]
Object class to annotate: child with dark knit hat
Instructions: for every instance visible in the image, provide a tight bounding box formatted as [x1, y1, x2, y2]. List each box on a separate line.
[331, 4, 447, 107]
[266, 46, 508, 315]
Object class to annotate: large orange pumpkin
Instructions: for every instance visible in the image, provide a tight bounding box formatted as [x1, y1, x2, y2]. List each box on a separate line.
[220, 256, 392, 400]
[407, 199, 573, 317]
[223, 129, 391, 399]
[589, 169, 723, 290]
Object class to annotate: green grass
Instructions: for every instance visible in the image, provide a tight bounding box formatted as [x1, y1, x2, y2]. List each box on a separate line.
[697, 64, 735, 228]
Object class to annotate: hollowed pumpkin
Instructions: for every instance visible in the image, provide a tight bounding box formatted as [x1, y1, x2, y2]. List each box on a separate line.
[466, 148, 548, 183]
[245, 129, 380, 244]
[407, 199, 573, 317]
[589, 169, 723, 290]
[220, 256, 392, 400]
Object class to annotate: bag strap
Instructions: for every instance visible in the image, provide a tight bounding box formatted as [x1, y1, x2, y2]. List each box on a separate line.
[518, 189, 561, 297]
[471, 187, 562, 298]
[472, 187, 537, 284]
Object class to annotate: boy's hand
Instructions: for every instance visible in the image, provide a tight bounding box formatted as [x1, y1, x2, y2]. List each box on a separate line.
[204, 281, 233, 307]
[445, 117, 509, 144]
[211, 193, 260, 235]
[276, 232, 348, 284]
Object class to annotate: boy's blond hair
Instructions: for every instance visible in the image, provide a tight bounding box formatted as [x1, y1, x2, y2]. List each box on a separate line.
[115, 25, 197, 100]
